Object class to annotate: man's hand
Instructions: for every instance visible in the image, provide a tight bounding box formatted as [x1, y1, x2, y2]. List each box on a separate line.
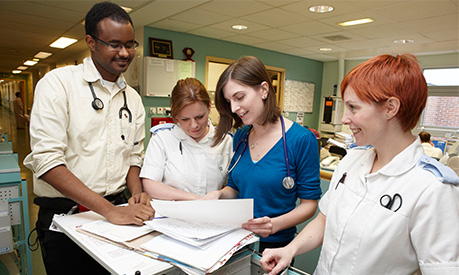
[106, 204, 155, 226]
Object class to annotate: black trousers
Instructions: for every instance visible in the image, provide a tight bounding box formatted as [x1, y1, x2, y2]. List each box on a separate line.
[34, 194, 126, 275]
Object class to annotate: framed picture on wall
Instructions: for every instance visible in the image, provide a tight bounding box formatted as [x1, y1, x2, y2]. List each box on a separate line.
[149, 38, 173, 59]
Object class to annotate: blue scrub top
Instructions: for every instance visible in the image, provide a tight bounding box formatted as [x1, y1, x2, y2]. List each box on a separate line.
[227, 122, 321, 243]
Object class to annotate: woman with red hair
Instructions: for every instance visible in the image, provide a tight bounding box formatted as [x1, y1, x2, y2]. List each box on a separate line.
[261, 54, 459, 275]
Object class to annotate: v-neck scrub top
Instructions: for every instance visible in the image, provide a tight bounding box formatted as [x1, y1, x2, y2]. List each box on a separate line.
[140, 122, 233, 196]
[316, 139, 459, 275]
[227, 122, 321, 243]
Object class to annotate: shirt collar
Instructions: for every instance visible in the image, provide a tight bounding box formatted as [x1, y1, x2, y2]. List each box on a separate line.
[367, 137, 424, 177]
[83, 57, 126, 90]
[172, 119, 214, 144]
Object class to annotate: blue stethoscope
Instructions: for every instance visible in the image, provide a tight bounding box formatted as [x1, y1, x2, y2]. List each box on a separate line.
[227, 116, 294, 189]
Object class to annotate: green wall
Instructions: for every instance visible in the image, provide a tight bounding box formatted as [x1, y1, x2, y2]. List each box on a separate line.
[141, 27, 324, 144]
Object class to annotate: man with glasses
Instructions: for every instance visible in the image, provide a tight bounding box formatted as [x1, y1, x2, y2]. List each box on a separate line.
[24, 2, 154, 274]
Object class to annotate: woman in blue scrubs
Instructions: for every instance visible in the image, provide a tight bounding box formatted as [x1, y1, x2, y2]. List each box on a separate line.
[204, 56, 321, 253]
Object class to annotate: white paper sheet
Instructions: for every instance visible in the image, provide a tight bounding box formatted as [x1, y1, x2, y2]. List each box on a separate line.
[80, 219, 154, 242]
[140, 228, 257, 271]
[151, 199, 253, 225]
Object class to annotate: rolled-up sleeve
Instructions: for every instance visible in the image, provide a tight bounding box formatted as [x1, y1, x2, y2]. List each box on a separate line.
[24, 71, 69, 177]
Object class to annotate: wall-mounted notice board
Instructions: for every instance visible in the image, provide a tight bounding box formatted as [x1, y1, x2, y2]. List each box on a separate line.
[143, 56, 195, 97]
[283, 79, 315, 113]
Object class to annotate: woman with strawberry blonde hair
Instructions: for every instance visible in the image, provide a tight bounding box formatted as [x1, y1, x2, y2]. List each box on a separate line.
[261, 54, 459, 275]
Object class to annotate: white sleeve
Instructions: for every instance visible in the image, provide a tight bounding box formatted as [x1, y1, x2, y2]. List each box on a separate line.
[139, 133, 167, 181]
[411, 182, 459, 274]
[24, 71, 69, 177]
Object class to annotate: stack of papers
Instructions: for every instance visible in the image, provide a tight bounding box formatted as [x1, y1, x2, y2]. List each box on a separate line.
[145, 217, 239, 248]
[77, 199, 258, 275]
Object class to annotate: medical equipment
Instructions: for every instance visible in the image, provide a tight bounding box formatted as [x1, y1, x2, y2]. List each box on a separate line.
[380, 193, 402, 212]
[320, 96, 343, 133]
[89, 82, 132, 141]
[227, 116, 294, 189]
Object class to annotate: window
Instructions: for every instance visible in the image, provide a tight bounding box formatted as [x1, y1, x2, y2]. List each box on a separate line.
[419, 68, 459, 137]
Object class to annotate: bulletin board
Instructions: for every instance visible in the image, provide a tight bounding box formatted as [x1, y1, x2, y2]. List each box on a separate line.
[283, 79, 315, 113]
[143, 56, 195, 97]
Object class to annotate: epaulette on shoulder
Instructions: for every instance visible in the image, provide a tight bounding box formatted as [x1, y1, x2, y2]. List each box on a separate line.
[418, 155, 459, 185]
[348, 143, 373, 150]
[150, 123, 175, 135]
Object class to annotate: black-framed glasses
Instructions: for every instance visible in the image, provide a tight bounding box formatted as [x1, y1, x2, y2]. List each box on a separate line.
[90, 34, 139, 51]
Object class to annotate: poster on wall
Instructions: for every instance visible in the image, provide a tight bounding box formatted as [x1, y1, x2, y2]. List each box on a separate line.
[283, 79, 315, 113]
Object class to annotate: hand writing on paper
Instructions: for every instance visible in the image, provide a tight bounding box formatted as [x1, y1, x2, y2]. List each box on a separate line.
[106, 204, 155, 226]
[242, 216, 273, 238]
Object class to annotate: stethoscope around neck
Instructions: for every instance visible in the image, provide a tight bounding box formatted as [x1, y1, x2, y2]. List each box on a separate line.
[88, 82, 132, 141]
[227, 115, 295, 189]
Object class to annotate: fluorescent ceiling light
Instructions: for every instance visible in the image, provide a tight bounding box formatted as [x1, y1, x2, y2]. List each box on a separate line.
[338, 18, 374, 27]
[12, 70, 22, 74]
[17, 66, 28, 70]
[319, 47, 332, 52]
[24, 60, 38, 66]
[50, 37, 78, 49]
[232, 24, 248, 30]
[309, 5, 334, 13]
[393, 39, 414, 44]
[121, 6, 132, 13]
[34, 52, 53, 59]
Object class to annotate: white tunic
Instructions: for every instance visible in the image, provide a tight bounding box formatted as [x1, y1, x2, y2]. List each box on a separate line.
[317, 139, 459, 275]
[140, 122, 232, 196]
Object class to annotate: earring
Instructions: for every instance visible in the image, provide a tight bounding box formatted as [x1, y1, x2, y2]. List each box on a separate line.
[262, 95, 267, 99]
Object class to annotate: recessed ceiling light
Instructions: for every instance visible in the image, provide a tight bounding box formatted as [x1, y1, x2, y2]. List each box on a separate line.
[338, 18, 374, 27]
[23, 60, 38, 66]
[35, 52, 53, 59]
[393, 39, 414, 44]
[12, 70, 22, 74]
[319, 47, 332, 52]
[309, 5, 334, 13]
[232, 24, 248, 30]
[50, 37, 78, 49]
[17, 66, 28, 70]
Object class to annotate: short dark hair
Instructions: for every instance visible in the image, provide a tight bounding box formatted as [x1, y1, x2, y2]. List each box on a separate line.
[419, 132, 431, 143]
[85, 1, 133, 36]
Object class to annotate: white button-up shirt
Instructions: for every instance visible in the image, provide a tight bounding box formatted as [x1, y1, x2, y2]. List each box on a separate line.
[317, 139, 459, 275]
[24, 57, 145, 198]
[140, 122, 232, 196]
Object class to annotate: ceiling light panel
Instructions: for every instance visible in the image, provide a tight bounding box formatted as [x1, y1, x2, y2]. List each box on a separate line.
[50, 37, 78, 49]
[23, 60, 37, 66]
[309, 5, 334, 13]
[34, 52, 52, 59]
[338, 18, 374, 26]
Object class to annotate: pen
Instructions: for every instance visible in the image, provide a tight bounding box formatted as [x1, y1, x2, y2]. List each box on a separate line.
[179, 141, 183, 155]
[335, 172, 347, 190]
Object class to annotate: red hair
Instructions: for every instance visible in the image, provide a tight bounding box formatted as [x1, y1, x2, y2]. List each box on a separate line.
[341, 54, 427, 131]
